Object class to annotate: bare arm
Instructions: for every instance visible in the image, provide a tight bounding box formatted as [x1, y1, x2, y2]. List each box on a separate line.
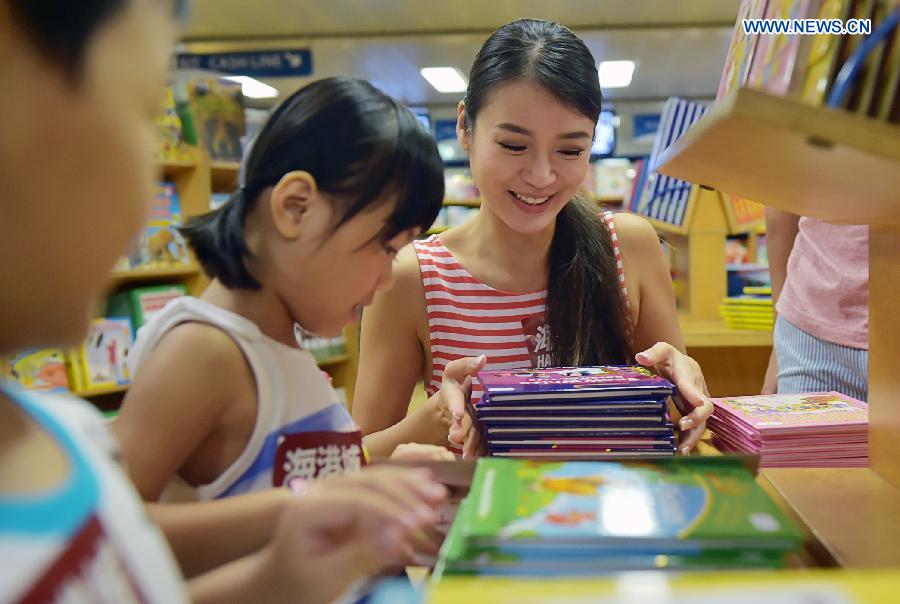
[765, 208, 800, 305]
[353, 245, 441, 456]
[113, 322, 252, 500]
[614, 213, 686, 355]
[614, 213, 711, 452]
[113, 322, 276, 574]
[762, 208, 800, 393]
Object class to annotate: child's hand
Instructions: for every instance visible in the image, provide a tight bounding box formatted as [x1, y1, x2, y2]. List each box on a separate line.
[390, 443, 456, 462]
[635, 342, 713, 455]
[262, 466, 447, 604]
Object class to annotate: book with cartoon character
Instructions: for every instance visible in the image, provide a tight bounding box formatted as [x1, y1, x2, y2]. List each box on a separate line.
[435, 456, 802, 576]
[123, 182, 190, 270]
[709, 392, 868, 467]
[5, 349, 70, 393]
[80, 317, 134, 389]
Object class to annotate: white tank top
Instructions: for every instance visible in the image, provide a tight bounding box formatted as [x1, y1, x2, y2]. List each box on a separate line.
[127, 297, 363, 500]
[0, 386, 187, 603]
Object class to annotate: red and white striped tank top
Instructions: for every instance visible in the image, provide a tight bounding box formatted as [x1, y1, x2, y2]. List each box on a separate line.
[414, 212, 627, 400]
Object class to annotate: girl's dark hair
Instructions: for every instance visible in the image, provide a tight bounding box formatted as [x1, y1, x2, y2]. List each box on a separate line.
[182, 76, 444, 289]
[464, 19, 631, 366]
[9, 0, 188, 80]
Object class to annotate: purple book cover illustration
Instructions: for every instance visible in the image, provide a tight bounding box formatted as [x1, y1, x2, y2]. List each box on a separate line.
[478, 366, 675, 399]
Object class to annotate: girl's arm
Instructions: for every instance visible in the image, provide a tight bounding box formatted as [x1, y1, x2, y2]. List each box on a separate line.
[612, 213, 712, 453]
[113, 321, 254, 500]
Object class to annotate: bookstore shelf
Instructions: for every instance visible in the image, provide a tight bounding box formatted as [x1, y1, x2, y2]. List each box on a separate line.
[157, 158, 196, 174]
[442, 198, 481, 207]
[314, 353, 349, 367]
[657, 87, 900, 226]
[75, 384, 130, 398]
[210, 160, 241, 191]
[679, 317, 773, 348]
[109, 264, 201, 287]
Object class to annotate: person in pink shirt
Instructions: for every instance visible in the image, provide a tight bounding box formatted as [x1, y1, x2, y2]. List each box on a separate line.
[762, 209, 868, 401]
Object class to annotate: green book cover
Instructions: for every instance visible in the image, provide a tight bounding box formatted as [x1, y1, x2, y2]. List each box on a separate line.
[461, 457, 802, 553]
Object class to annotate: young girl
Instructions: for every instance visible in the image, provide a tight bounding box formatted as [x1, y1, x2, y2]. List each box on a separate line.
[352, 19, 714, 458]
[0, 1, 446, 602]
[113, 76, 454, 505]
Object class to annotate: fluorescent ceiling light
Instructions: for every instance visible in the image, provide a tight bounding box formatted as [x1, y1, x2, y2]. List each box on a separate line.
[223, 75, 279, 99]
[420, 67, 468, 93]
[598, 60, 635, 89]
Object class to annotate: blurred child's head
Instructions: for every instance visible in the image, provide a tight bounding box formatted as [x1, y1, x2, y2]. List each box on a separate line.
[0, 0, 182, 351]
[182, 77, 444, 337]
[457, 19, 601, 235]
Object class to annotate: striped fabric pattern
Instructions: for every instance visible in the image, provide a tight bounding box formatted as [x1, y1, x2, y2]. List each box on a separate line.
[774, 315, 868, 402]
[414, 212, 627, 399]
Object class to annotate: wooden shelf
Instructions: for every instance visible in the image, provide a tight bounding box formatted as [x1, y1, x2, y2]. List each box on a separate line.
[74, 383, 129, 398]
[156, 158, 196, 176]
[657, 87, 900, 226]
[760, 468, 900, 568]
[210, 160, 241, 191]
[315, 353, 349, 367]
[680, 317, 772, 348]
[109, 264, 200, 287]
[442, 199, 480, 207]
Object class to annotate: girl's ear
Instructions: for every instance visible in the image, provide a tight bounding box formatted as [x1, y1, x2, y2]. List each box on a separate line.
[456, 101, 470, 152]
[269, 171, 319, 239]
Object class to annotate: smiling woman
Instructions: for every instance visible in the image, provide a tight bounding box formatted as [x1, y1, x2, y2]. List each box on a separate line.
[353, 18, 715, 459]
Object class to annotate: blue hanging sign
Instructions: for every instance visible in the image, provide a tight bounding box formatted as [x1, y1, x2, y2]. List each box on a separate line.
[632, 113, 661, 139]
[175, 49, 313, 78]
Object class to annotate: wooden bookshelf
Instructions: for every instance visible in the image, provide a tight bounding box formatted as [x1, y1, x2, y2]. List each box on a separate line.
[210, 159, 241, 193]
[442, 198, 481, 207]
[657, 87, 900, 226]
[658, 85, 900, 566]
[109, 264, 200, 287]
[74, 383, 130, 398]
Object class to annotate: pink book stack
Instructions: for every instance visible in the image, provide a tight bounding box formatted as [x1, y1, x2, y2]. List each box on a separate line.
[709, 392, 868, 468]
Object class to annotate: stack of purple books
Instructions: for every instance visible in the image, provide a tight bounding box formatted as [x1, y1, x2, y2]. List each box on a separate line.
[472, 366, 677, 460]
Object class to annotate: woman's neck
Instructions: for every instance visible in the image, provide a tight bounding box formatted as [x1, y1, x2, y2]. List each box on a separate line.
[200, 280, 298, 347]
[460, 204, 555, 287]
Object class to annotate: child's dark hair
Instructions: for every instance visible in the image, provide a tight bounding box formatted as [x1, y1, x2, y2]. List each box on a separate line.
[464, 19, 631, 366]
[9, 0, 188, 81]
[182, 76, 445, 289]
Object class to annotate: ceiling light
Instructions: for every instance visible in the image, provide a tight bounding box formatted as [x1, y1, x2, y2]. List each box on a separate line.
[223, 75, 279, 99]
[420, 67, 468, 93]
[598, 61, 636, 89]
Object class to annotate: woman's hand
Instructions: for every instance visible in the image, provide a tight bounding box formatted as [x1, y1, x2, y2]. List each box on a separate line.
[635, 342, 713, 455]
[441, 355, 487, 459]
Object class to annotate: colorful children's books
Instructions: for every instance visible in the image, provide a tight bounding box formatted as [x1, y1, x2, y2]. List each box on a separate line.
[717, 0, 771, 100]
[435, 456, 803, 577]
[185, 77, 246, 162]
[80, 318, 134, 389]
[709, 391, 868, 467]
[473, 366, 677, 460]
[154, 86, 192, 164]
[6, 349, 70, 393]
[124, 182, 190, 270]
[106, 284, 187, 335]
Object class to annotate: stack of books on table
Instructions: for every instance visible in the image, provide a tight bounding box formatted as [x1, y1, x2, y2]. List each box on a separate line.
[719, 285, 773, 331]
[434, 456, 803, 577]
[472, 366, 677, 460]
[709, 392, 868, 468]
